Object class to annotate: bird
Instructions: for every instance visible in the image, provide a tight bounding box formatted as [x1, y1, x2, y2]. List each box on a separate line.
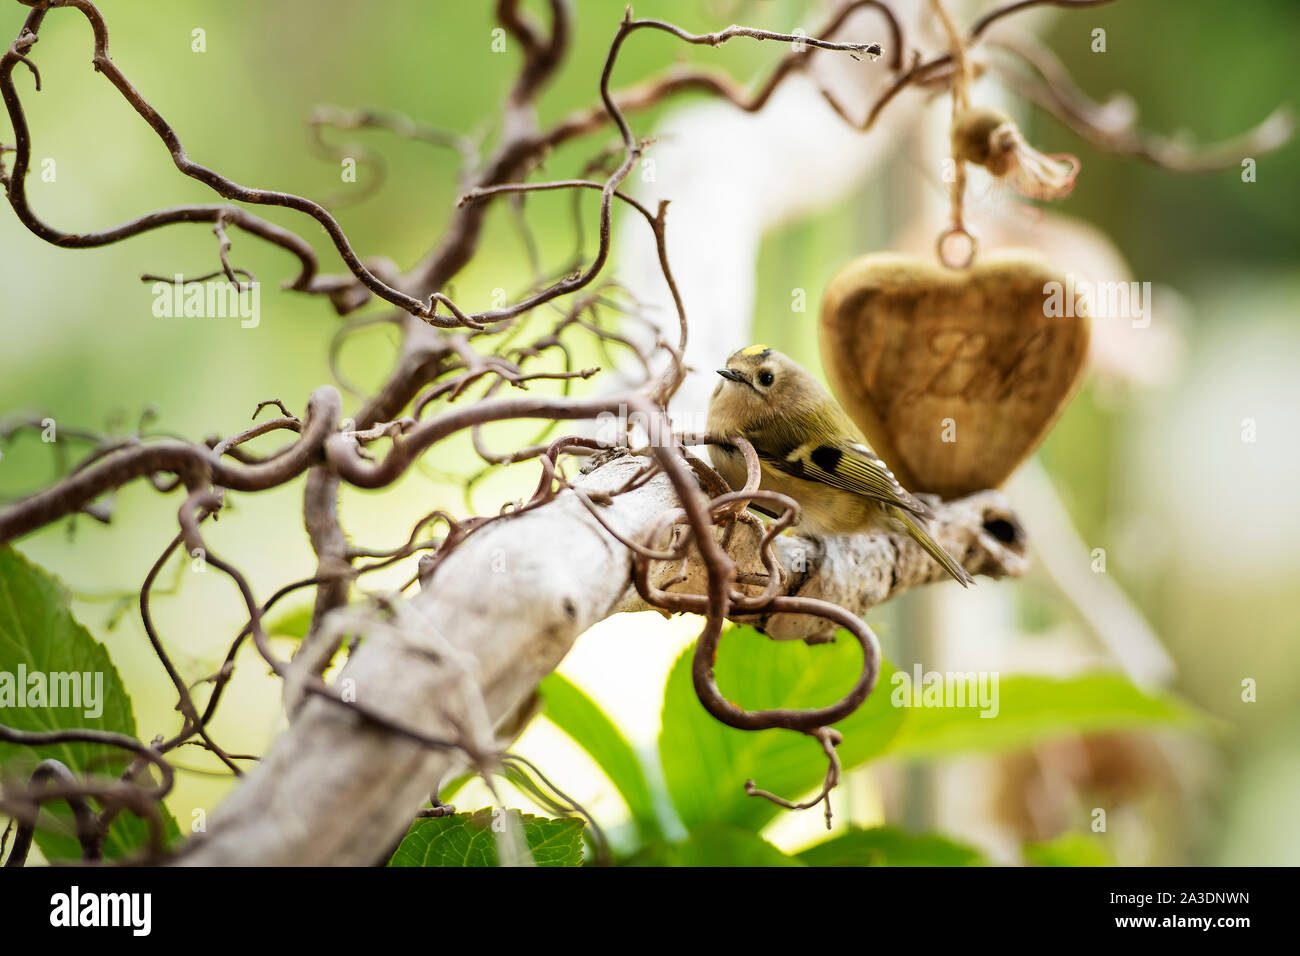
[706, 344, 974, 587]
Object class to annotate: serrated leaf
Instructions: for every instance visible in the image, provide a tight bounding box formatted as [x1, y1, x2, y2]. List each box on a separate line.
[884, 671, 1200, 760]
[797, 826, 986, 866]
[660, 625, 905, 832]
[1024, 832, 1113, 867]
[387, 808, 584, 867]
[0, 546, 180, 861]
[539, 673, 662, 841]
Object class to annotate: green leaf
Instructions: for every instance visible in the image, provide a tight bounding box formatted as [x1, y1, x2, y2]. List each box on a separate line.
[539, 673, 662, 841]
[797, 826, 986, 866]
[633, 824, 803, 867]
[1024, 832, 1114, 867]
[263, 603, 314, 640]
[0, 546, 180, 861]
[660, 625, 905, 833]
[671, 825, 803, 867]
[387, 808, 584, 867]
[884, 671, 1200, 760]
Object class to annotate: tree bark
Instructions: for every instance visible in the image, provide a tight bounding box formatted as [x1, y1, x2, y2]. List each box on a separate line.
[176, 450, 1028, 865]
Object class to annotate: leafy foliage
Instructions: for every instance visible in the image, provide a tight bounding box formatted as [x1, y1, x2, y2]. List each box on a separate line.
[1024, 832, 1114, 867]
[528, 623, 1206, 865]
[656, 824, 803, 867]
[659, 626, 905, 832]
[885, 671, 1200, 760]
[797, 826, 987, 866]
[540, 673, 662, 841]
[0, 546, 180, 860]
[388, 808, 585, 867]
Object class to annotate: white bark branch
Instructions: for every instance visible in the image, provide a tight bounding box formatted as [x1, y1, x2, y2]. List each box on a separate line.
[176, 450, 1028, 865]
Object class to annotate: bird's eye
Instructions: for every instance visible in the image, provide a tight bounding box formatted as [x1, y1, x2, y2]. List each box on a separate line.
[758, 370, 775, 387]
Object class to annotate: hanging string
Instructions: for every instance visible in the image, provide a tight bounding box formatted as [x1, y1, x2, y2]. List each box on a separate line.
[931, 0, 977, 269]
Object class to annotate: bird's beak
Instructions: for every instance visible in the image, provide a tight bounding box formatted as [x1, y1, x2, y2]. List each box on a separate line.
[717, 368, 747, 384]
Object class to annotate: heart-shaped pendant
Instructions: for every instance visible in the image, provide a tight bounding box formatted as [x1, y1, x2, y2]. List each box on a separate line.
[818, 251, 1089, 499]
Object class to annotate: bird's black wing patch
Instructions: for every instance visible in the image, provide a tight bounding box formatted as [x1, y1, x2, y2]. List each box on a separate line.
[779, 439, 930, 517]
[809, 444, 843, 474]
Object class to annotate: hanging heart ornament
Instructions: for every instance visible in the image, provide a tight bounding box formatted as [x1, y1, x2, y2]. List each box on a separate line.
[818, 251, 1089, 499]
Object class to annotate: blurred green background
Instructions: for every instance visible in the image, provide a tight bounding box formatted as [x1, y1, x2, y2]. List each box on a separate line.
[1, 0, 1297, 865]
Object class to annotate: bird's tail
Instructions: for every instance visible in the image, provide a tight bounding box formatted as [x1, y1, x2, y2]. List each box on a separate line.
[887, 505, 975, 588]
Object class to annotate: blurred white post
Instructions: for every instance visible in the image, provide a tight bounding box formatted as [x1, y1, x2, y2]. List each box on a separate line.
[613, 2, 929, 425]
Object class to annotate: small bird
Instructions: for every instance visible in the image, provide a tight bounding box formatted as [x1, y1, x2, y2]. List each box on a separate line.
[707, 344, 974, 587]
